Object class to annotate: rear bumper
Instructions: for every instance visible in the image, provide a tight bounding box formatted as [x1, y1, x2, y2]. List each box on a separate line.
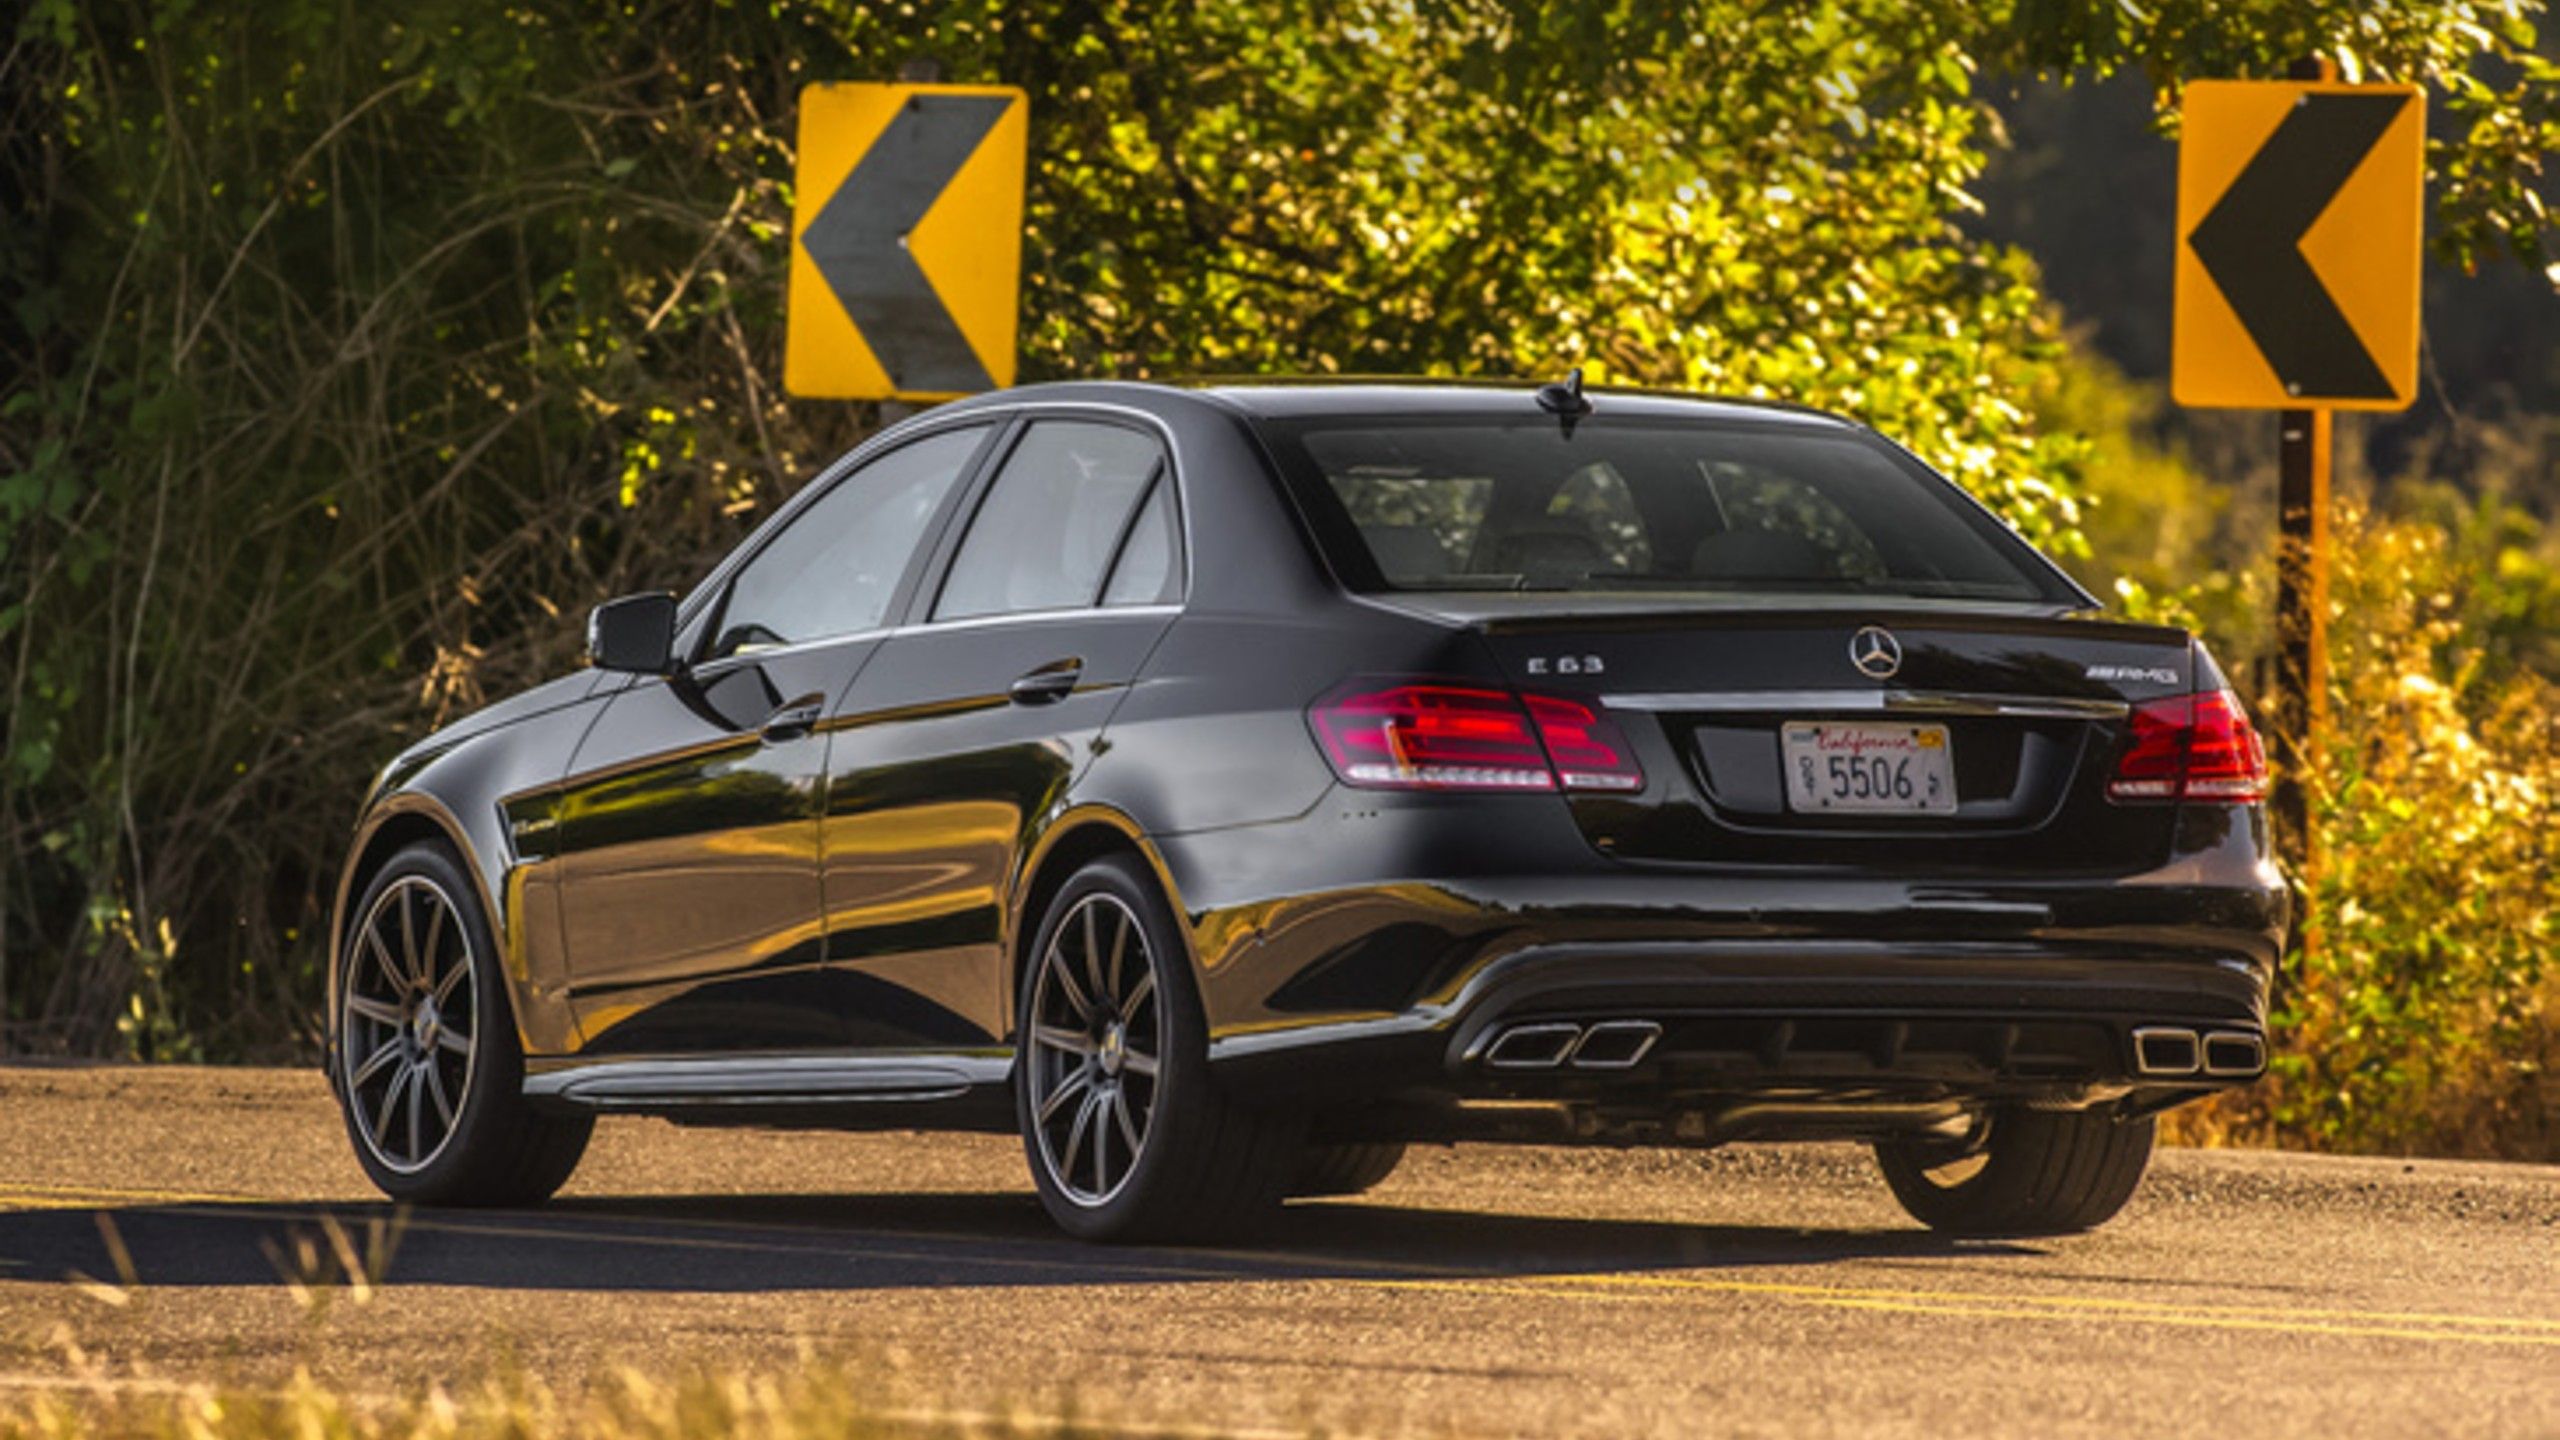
[1208, 940, 2271, 1104]
[1167, 791, 2287, 1114]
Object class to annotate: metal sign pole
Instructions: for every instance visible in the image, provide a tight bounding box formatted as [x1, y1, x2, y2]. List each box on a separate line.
[2272, 55, 2336, 964]
[2272, 406, 2331, 890]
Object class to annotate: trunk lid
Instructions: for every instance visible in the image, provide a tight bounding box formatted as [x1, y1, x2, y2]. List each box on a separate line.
[1436, 596, 2194, 874]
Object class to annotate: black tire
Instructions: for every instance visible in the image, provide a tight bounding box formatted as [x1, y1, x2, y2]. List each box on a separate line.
[1290, 1142, 1407, 1199]
[333, 841, 592, 1207]
[1874, 1105, 2154, 1237]
[1015, 853, 1304, 1242]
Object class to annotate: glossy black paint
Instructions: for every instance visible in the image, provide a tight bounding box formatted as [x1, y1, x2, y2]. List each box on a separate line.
[327, 381, 2289, 1143]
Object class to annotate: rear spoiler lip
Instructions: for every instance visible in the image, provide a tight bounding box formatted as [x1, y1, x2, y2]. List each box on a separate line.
[1597, 688, 2134, 720]
[1439, 602, 2191, 648]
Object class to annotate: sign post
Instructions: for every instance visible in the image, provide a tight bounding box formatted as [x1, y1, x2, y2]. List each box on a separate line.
[785, 82, 1029, 402]
[2171, 75, 2425, 881]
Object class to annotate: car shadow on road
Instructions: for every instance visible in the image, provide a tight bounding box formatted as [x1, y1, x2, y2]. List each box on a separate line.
[0, 1188, 2035, 1294]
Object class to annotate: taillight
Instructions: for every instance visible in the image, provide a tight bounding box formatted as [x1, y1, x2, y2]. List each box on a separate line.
[1310, 681, 1645, 793]
[2106, 690, 2268, 804]
[1523, 694, 1645, 791]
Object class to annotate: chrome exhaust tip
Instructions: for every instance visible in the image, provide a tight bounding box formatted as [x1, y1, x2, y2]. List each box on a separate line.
[2131, 1026, 2201, 1077]
[1570, 1020, 1662, 1070]
[1484, 1023, 1582, 1070]
[2202, 1030, 2266, 1077]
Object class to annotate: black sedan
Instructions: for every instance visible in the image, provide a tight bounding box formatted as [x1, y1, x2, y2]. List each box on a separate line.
[326, 378, 2288, 1240]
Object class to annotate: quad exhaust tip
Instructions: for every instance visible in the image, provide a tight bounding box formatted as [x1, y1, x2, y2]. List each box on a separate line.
[2132, 1026, 2266, 1078]
[2131, 1026, 2200, 1076]
[1570, 1020, 1662, 1070]
[2202, 1029, 2266, 1077]
[1483, 1023, 1583, 1070]
[1481, 1020, 1663, 1071]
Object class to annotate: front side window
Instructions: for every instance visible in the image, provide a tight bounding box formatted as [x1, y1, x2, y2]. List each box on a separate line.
[935, 420, 1168, 621]
[709, 426, 986, 659]
[1263, 417, 2078, 604]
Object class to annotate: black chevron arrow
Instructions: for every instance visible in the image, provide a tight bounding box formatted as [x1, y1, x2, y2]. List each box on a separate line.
[2187, 91, 2410, 402]
[802, 94, 1010, 394]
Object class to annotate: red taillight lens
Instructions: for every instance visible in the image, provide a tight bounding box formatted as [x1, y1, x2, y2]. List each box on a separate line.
[1310, 682, 1645, 793]
[2183, 690, 2270, 801]
[1312, 683, 1555, 791]
[1523, 694, 1645, 792]
[2106, 690, 2268, 804]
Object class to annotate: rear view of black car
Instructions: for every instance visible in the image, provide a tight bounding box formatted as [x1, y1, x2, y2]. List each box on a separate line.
[326, 379, 2288, 1242]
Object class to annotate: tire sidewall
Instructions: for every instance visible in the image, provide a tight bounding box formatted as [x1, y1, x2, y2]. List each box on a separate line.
[1877, 1104, 2154, 1235]
[334, 842, 526, 1204]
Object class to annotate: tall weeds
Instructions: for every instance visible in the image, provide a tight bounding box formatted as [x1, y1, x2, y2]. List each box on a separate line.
[1, 3, 862, 1054]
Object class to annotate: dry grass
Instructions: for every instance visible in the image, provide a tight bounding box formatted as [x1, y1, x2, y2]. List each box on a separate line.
[0, 1357, 1320, 1440]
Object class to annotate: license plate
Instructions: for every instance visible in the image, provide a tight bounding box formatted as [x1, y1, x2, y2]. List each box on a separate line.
[1780, 722, 1958, 814]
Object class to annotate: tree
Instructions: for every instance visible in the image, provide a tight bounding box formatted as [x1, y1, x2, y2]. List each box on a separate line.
[2, 0, 2550, 1054]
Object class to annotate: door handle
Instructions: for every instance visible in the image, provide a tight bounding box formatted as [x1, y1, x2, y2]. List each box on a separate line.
[760, 697, 825, 742]
[1008, 659, 1083, 706]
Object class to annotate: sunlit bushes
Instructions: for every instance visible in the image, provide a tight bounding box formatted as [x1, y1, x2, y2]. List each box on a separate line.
[2176, 505, 2560, 1159]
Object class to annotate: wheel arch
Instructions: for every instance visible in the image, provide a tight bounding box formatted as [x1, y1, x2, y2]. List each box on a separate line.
[326, 795, 493, 1073]
[1005, 806, 1195, 1028]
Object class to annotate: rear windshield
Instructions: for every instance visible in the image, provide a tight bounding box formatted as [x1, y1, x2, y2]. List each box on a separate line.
[1260, 415, 2083, 604]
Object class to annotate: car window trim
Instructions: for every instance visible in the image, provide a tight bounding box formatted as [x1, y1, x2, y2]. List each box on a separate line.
[682, 623, 900, 684]
[911, 409, 1188, 629]
[889, 603, 1183, 640]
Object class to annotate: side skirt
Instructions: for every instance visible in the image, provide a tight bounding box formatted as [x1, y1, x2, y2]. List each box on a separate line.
[522, 1052, 1019, 1132]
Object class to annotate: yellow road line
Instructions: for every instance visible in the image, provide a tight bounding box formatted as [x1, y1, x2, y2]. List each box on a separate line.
[1813, 1295, 2560, 1348]
[1364, 1274, 2560, 1348]
[0, 1184, 252, 1212]
[1531, 1269, 2560, 1332]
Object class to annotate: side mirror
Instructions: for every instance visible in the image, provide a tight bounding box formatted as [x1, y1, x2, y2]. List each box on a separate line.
[586, 592, 681, 675]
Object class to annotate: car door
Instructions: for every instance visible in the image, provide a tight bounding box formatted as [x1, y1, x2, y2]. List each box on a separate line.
[814, 416, 1185, 1050]
[554, 423, 996, 1055]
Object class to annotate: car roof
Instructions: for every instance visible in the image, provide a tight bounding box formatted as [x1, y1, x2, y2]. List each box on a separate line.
[945, 377, 1858, 429]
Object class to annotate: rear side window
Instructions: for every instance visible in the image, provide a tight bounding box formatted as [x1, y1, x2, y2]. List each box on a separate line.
[709, 425, 987, 659]
[935, 420, 1169, 620]
[1264, 417, 2077, 604]
[1099, 479, 1181, 606]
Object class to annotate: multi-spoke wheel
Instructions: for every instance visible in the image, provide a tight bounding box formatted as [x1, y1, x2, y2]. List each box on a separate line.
[343, 876, 478, 1172]
[333, 841, 592, 1206]
[1025, 892, 1163, 1207]
[1014, 853, 1302, 1241]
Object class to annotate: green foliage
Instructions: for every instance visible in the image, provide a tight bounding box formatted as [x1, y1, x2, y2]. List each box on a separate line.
[2033, 346, 2257, 642]
[0, 0, 2551, 1064]
[2060, 375, 2560, 1159]
[1987, 0, 2560, 281]
[2276, 507, 2559, 1155]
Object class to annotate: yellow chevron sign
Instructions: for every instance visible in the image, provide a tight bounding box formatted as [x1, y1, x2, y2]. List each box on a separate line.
[786, 83, 1028, 401]
[2172, 80, 2424, 411]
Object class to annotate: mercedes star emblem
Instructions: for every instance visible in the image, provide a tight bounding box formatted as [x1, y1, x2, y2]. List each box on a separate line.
[1849, 625, 1903, 680]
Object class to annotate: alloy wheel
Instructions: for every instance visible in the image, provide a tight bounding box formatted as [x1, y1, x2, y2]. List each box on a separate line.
[340, 875, 478, 1173]
[1025, 892, 1164, 1206]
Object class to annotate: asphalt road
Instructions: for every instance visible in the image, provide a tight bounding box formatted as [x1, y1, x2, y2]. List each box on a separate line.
[2, 1065, 2556, 1437]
